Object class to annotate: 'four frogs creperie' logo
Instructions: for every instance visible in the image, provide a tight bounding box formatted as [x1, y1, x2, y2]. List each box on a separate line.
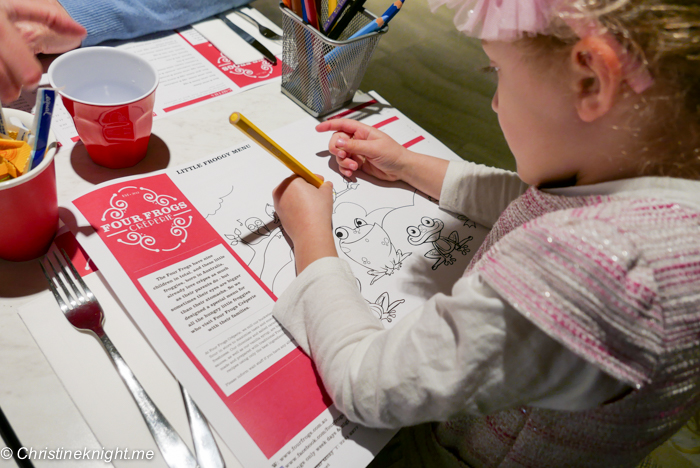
[216, 52, 274, 79]
[99, 186, 193, 253]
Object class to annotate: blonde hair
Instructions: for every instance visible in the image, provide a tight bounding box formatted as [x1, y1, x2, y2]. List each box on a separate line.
[525, 0, 700, 178]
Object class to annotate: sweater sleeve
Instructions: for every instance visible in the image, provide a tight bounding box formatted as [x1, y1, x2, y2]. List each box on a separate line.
[475, 213, 654, 387]
[439, 160, 528, 228]
[272, 257, 629, 429]
[59, 0, 251, 46]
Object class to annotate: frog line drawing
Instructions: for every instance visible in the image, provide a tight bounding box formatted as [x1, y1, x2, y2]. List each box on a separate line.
[367, 292, 404, 323]
[457, 215, 477, 229]
[334, 202, 412, 285]
[407, 217, 473, 270]
[223, 204, 294, 293]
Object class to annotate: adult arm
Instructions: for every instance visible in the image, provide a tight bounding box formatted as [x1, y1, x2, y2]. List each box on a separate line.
[59, 0, 252, 46]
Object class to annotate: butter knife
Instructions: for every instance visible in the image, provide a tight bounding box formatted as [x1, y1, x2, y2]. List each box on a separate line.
[216, 13, 277, 65]
[180, 385, 225, 468]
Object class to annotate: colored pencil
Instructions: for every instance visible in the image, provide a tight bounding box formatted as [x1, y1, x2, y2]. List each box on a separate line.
[302, 0, 319, 28]
[327, 0, 367, 40]
[291, 0, 304, 18]
[323, 15, 386, 64]
[382, 0, 404, 21]
[229, 112, 323, 188]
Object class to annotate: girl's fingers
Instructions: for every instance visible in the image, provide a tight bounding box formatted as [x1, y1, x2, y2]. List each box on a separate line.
[316, 119, 372, 140]
[329, 131, 351, 155]
[337, 156, 355, 171]
[349, 154, 365, 170]
[336, 136, 373, 157]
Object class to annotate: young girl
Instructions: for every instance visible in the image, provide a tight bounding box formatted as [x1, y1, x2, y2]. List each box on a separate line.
[271, 0, 700, 466]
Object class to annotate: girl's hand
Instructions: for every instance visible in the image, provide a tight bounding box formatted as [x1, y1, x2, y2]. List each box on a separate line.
[316, 119, 409, 181]
[273, 175, 338, 273]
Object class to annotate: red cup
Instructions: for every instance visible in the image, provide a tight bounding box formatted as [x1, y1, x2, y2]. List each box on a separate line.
[48, 47, 158, 169]
[0, 110, 59, 262]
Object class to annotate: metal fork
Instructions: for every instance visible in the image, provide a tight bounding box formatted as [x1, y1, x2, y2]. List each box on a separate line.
[41, 250, 198, 468]
[234, 9, 282, 40]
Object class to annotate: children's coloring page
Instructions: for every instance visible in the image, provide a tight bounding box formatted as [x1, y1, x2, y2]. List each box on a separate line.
[171, 104, 489, 327]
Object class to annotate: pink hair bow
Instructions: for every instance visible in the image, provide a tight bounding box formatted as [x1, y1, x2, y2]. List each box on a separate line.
[427, 0, 553, 40]
[427, 0, 653, 93]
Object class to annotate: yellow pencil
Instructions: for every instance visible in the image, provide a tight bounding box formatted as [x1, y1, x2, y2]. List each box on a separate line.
[229, 112, 323, 188]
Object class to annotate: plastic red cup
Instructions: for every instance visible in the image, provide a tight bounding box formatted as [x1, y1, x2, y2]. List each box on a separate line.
[0, 109, 59, 262]
[48, 47, 158, 169]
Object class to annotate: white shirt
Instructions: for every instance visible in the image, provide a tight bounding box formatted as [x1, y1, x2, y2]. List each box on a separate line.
[272, 161, 631, 429]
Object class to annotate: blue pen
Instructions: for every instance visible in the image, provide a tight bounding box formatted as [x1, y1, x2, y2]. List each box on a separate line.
[28, 89, 56, 170]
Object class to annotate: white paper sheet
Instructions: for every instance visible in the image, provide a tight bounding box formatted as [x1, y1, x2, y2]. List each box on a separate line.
[45, 98, 489, 468]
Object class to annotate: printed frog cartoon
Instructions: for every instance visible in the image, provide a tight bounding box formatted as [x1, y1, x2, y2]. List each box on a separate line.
[335, 217, 411, 285]
[367, 292, 404, 323]
[407, 217, 473, 270]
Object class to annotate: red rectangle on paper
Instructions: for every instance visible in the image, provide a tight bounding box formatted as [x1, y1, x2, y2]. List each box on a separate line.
[53, 230, 98, 276]
[72, 174, 331, 458]
[180, 33, 282, 88]
[327, 99, 378, 120]
[163, 89, 233, 113]
[403, 136, 425, 148]
[373, 116, 399, 128]
[226, 348, 333, 458]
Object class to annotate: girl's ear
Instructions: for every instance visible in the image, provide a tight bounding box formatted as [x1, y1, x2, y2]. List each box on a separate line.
[571, 36, 623, 122]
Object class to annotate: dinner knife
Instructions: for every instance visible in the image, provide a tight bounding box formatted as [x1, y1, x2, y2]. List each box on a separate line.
[216, 13, 277, 65]
[180, 385, 225, 468]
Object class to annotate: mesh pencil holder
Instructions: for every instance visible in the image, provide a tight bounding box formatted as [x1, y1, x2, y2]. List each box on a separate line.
[280, 4, 387, 117]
